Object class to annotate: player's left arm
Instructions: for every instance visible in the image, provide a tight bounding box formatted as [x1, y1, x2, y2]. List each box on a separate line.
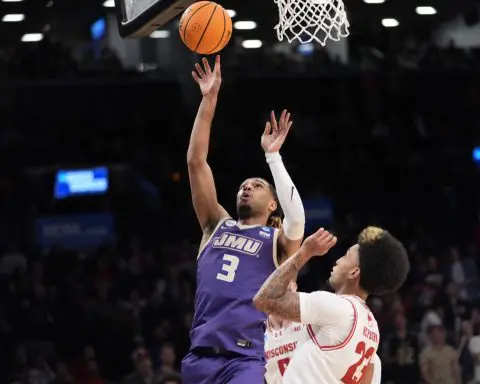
[366, 354, 382, 384]
[359, 364, 374, 384]
[261, 110, 305, 264]
[253, 229, 337, 321]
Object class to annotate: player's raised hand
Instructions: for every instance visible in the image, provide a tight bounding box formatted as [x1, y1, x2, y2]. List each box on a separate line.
[261, 109, 293, 153]
[192, 55, 222, 97]
[301, 228, 337, 257]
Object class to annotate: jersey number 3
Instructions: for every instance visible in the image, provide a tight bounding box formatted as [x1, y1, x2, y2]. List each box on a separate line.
[341, 341, 375, 384]
[216, 254, 240, 283]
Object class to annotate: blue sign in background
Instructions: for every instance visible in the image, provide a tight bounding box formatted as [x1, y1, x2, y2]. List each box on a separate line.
[54, 167, 109, 199]
[34, 213, 115, 249]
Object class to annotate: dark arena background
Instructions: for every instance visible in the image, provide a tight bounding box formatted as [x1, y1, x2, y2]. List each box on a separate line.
[1, 0, 480, 383]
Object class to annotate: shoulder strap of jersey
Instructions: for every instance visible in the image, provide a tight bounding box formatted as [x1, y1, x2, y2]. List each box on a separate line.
[196, 217, 231, 260]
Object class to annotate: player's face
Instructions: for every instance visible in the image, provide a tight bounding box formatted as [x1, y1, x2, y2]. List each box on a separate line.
[430, 327, 446, 345]
[236, 178, 277, 217]
[328, 244, 360, 291]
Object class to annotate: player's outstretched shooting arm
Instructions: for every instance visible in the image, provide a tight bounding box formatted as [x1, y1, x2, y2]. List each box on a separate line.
[253, 228, 337, 322]
[187, 56, 229, 235]
[261, 110, 305, 263]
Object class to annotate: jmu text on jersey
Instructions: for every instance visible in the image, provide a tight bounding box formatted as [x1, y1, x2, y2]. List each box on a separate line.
[212, 233, 263, 255]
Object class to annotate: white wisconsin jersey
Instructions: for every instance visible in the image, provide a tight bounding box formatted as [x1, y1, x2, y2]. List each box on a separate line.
[264, 319, 309, 384]
[284, 291, 380, 384]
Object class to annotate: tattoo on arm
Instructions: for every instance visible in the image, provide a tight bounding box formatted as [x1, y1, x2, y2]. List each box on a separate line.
[253, 250, 308, 322]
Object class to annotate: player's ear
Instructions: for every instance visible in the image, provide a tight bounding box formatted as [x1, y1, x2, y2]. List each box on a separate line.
[349, 266, 360, 280]
[268, 199, 277, 214]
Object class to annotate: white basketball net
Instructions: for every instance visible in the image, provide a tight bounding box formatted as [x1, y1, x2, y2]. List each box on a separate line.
[274, 0, 350, 45]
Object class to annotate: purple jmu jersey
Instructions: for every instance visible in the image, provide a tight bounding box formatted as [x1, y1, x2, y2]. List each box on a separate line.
[190, 218, 279, 358]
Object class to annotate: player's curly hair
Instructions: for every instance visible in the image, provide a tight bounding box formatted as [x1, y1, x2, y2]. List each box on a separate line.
[266, 182, 283, 229]
[358, 226, 410, 295]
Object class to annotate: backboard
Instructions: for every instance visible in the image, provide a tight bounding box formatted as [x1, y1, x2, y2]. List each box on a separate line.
[115, 0, 196, 38]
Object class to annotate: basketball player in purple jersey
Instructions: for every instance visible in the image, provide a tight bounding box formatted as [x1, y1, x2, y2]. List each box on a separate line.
[181, 55, 306, 384]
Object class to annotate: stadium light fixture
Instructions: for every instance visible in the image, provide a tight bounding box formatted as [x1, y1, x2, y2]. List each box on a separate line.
[2, 0, 24, 2]
[103, 0, 115, 8]
[234, 21, 257, 30]
[242, 39, 262, 49]
[149, 30, 170, 38]
[364, 0, 385, 4]
[382, 18, 399, 27]
[2, 14, 25, 22]
[226, 9, 236, 18]
[21, 33, 43, 42]
[415, 6, 436, 15]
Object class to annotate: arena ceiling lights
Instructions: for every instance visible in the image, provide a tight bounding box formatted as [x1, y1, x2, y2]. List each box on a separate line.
[149, 30, 170, 38]
[382, 18, 399, 27]
[242, 39, 262, 48]
[21, 33, 43, 42]
[234, 21, 257, 30]
[2, 13, 24, 22]
[416, 6, 437, 15]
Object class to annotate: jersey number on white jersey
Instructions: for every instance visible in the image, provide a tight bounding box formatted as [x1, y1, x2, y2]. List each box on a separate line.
[216, 254, 240, 283]
[341, 341, 375, 384]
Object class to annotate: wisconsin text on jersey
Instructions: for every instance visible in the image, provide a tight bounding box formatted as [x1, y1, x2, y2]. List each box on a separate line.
[265, 341, 299, 360]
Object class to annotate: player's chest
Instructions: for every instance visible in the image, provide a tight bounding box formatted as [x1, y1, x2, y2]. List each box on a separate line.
[267, 324, 306, 341]
[198, 233, 276, 289]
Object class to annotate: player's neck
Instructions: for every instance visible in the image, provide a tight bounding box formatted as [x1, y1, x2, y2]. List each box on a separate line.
[268, 315, 287, 330]
[237, 215, 268, 227]
[336, 286, 368, 302]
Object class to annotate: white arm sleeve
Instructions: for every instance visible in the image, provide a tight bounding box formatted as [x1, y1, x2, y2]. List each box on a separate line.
[299, 291, 353, 325]
[266, 152, 305, 240]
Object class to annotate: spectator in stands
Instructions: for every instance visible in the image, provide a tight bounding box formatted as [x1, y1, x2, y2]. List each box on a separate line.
[382, 312, 421, 383]
[122, 348, 160, 384]
[458, 320, 475, 384]
[78, 360, 106, 384]
[468, 321, 480, 384]
[420, 304, 443, 345]
[420, 325, 461, 384]
[156, 343, 178, 376]
[441, 282, 469, 334]
[159, 372, 182, 384]
[69, 345, 96, 382]
[26, 354, 56, 384]
[51, 362, 74, 384]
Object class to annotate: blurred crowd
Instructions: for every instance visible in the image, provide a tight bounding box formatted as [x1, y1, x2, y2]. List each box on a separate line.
[1, 24, 480, 383]
[1, 32, 480, 80]
[2, 214, 480, 383]
[0, 236, 196, 384]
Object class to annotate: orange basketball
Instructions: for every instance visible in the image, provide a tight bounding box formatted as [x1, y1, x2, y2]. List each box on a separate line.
[179, 1, 232, 55]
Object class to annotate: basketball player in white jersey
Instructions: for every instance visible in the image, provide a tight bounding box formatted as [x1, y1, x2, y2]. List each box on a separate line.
[264, 284, 384, 384]
[254, 226, 409, 384]
[264, 281, 308, 384]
